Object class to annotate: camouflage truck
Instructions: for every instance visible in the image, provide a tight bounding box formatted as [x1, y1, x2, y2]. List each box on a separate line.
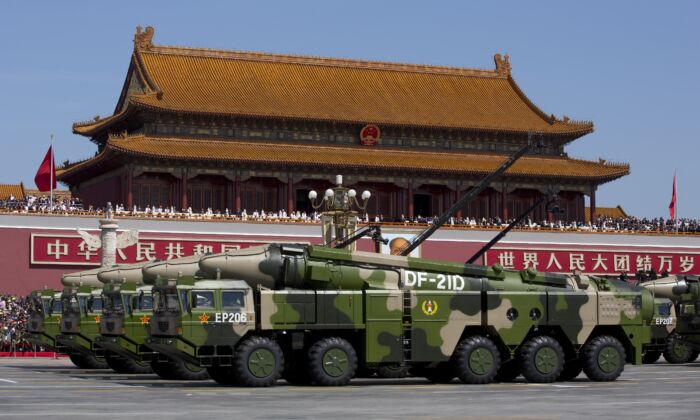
[55, 268, 109, 369]
[146, 243, 664, 387]
[27, 289, 62, 353]
[639, 276, 699, 364]
[94, 259, 209, 379]
[643, 275, 700, 362]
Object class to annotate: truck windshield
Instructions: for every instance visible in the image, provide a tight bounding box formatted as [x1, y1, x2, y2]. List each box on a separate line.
[50, 299, 62, 314]
[62, 295, 80, 314]
[133, 295, 153, 311]
[103, 293, 124, 313]
[42, 299, 51, 314]
[153, 288, 180, 313]
[89, 297, 103, 313]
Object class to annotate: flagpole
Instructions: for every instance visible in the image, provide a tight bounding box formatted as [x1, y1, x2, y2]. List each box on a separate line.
[50, 134, 54, 211]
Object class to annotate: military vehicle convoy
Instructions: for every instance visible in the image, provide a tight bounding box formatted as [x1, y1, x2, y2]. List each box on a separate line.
[22, 139, 684, 386]
[94, 259, 209, 379]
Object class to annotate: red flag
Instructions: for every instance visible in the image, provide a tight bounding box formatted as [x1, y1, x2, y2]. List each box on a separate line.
[669, 174, 676, 220]
[34, 146, 56, 192]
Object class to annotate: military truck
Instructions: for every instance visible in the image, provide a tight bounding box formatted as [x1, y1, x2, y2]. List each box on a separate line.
[54, 268, 109, 369]
[94, 258, 209, 379]
[639, 276, 699, 364]
[27, 289, 62, 353]
[643, 275, 700, 362]
[145, 243, 663, 387]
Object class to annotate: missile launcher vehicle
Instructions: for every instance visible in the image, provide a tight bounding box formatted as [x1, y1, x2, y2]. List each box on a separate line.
[94, 259, 209, 379]
[54, 268, 109, 369]
[642, 275, 700, 362]
[27, 289, 62, 353]
[145, 243, 664, 387]
[639, 277, 698, 364]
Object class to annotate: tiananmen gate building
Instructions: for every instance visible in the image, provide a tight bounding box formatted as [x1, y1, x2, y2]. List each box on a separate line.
[59, 26, 629, 222]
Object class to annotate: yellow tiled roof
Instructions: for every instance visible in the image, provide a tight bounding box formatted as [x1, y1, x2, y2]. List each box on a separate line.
[0, 183, 25, 200]
[74, 27, 592, 136]
[59, 135, 628, 183]
[585, 205, 629, 222]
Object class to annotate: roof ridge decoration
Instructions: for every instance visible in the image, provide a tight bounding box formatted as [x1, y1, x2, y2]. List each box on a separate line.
[494, 53, 511, 77]
[134, 26, 154, 51]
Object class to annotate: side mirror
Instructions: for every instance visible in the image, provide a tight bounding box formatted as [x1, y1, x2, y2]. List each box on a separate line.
[190, 293, 197, 309]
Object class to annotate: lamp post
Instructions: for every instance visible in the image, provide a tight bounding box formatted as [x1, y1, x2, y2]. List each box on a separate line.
[309, 175, 371, 250]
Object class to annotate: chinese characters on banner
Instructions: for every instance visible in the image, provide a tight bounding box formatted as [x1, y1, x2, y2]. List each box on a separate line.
[31, 234, 274, 266]
[485, 248, 699, 275]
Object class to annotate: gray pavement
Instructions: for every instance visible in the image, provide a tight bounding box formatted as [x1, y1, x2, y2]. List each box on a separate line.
[0, 358, 698, 419]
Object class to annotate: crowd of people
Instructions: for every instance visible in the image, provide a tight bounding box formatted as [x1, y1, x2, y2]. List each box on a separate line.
[1, 195, 699, 234]
[0, 194, 83, 213]
[0, 294, 34, 353]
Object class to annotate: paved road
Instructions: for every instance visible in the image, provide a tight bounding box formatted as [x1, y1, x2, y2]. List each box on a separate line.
[0, 358, 698, 419]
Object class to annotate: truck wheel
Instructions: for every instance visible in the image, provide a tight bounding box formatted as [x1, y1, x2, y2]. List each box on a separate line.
[69, 353, 108, 369]
[557, 358, 583, 381]
[495, 359, 520, 382]
[453, 336, 500, 384]
[152, 359, 210, 380]
[104, 352, 153, 374]
[307, 337, 357, 386]
[582, 335, 625, 381]
[424, 363, 455, 383]
[664, 333, 695, 364]
[207, 366, 237, 385]
[151, 360, 176, 379]
[376, 364, 409, 379]
[642, 351, 662, 364]
[690, 350, 699, 362]
[233, 336, 284, 387]
[519, 336, 564, 383]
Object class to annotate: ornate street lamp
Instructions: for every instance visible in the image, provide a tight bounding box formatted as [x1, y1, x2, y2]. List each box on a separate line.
[309, 175, 371, 250]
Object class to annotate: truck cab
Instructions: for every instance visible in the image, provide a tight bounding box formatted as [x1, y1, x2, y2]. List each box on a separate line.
[147, 277, 255, 369]
[55, 286, 108, 369]
[27, 289, 61, 352]
[94, 282, 154, 373]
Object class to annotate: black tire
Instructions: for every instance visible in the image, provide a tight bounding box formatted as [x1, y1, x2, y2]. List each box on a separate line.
[376, 364, 409, 379]
[150, 360, 176, 379]
[642, 351, 662, 364]
[495, 359, 520, 382]
[307, 337, 357, 386]
[690, 350, 699, 362]
[69, 353, 108, 369]
[664, 333, 695, 364]
[519, 336, 565, 383]
[582, 335, 626, 382]
[424, 363, 456, 384]
[206, 366, 237, 385]
[453, 336, 500, 384]
[104, 352, 153, 374]
[233, 336, 284, 387]
[151, 358, 210, 380]
[558, 358, 583, 381]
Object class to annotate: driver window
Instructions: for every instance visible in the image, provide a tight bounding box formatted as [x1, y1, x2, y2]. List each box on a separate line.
[222, 291, 245, 309]
[191, 291, 214, 309]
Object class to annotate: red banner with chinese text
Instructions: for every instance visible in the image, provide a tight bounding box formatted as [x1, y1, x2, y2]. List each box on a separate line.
[485, 248, 699, 275]
[30, 234, 282, 266]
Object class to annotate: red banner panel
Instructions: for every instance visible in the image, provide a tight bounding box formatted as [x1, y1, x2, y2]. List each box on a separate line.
[30, 234, 278, 266]
[485, 247, 700, 275]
